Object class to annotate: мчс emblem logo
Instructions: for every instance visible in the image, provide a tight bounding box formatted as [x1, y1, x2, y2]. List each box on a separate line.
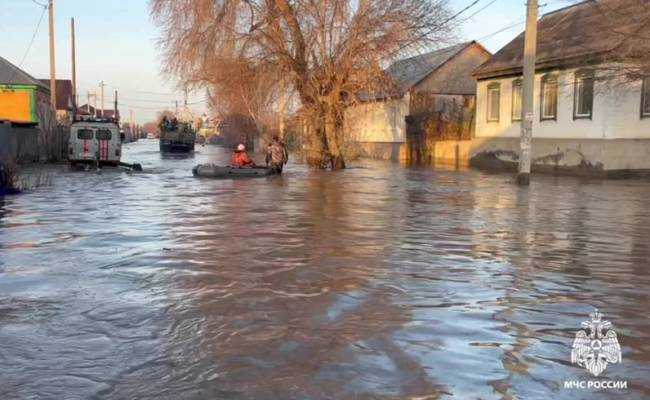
[571, 310, 621, 377]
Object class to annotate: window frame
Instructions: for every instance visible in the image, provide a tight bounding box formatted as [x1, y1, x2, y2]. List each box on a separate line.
[95, 129, 113, 141]
[540, 74, 559, 122]
[486, 82, 501, 123]
[76, 129, 94, 140]
[642, 76, 650, 119]
[573, 70, 594, 120]
[511, 79, 523, 122]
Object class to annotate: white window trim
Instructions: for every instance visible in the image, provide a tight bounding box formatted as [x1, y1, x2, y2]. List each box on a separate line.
[642, 77, 650, 119]
[541, 75, 558, 121]
[574, 72, 594, 119]
[487, 83, 500, 123]
[512, 79, 522, 122]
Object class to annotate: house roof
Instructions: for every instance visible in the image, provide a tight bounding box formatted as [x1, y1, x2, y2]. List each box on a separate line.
[38, 79, 74, 110]
[387, 42, 478, 94]
[361, 41, 487, 100]
[474, 0, 650, 79]
[77, 104, 119, 119]
[0, 56, 49, 90]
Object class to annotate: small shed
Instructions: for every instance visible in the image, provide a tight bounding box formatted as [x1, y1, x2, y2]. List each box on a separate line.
[0, 56, 50, 161]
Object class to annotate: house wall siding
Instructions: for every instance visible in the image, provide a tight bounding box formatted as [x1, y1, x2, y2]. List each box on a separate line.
[473, 66, 650, 172]
[345, 94, 410, 144]
[475, 67, 650, 140]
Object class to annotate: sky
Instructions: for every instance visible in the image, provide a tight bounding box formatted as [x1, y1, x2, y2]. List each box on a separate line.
[0, 0, 571, 123]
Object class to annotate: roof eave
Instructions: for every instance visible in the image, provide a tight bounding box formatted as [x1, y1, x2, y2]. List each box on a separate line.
[473, 51, 610, 80]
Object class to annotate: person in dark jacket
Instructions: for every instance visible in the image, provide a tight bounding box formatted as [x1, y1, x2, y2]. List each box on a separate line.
[265, 136, 288, 174]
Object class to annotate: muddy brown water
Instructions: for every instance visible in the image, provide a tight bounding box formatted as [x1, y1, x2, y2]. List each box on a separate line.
[0, 140, 649, 399]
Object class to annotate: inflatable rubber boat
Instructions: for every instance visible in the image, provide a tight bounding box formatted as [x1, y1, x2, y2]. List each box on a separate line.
[192, 164, 273, 178]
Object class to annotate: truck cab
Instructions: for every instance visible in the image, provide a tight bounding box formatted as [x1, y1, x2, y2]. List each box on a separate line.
[68, 119, 122, 166]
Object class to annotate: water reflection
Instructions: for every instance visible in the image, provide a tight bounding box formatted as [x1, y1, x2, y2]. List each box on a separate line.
[0, 140, 649, 399]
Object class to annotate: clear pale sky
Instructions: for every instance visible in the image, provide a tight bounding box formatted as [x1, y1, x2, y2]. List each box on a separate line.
[1, 0, 569, 123]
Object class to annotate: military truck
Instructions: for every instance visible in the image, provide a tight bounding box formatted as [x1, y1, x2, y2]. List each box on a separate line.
[159, 119, 195, 153]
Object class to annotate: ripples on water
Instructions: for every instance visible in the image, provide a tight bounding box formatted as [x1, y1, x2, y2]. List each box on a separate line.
[0, 140, 649, 399]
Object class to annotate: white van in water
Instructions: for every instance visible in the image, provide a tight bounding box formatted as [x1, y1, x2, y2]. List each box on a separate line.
[68, 119, 123, 166]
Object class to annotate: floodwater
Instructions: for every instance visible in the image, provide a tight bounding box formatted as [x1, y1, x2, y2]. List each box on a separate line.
[1, 140, 649, 400]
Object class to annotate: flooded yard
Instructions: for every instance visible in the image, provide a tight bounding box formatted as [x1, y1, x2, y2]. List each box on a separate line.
[1, 140, 649, 399]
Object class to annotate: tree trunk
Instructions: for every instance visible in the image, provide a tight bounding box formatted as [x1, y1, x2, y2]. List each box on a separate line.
[303, 114, 325, 167]
[324, 108, 346, 169]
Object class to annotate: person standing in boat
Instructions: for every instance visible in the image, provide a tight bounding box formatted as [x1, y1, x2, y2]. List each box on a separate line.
[266, 136, 288, 174]
[231, 144, 256, 168]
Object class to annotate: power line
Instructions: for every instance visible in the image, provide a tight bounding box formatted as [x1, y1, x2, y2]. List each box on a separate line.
[475, 2, 566, 43]
[119, 97, 178, 104]
[121, 99, 208, 110]
[477, 19, 526, 41]
[19, 4, 47, 67]
[462, 0, 500, 21]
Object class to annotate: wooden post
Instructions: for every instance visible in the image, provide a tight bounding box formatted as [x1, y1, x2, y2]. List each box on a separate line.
[48, 0, 56, 112]
[71, 18, 76, 111]
[517, 0, 539, 186]
[99, 81, 106, 118]
[129, 109, 134, 136]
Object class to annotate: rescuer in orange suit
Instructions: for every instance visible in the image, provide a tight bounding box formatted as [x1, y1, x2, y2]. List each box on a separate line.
[231, 144, 255, 168]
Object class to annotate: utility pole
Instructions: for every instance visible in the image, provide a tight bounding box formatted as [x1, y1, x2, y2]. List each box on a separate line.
[517, 0, 539, 186]
[175, 100, 179, 115]
[129, 109, 134, 135]
[71, 18, 77, 110]
[99, 81, 107, 118]
[114, 90, 118, 120]
[48, 0, 56, 112]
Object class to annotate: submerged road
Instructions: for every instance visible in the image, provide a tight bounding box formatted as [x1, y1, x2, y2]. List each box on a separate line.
[0, 139, 649, 399]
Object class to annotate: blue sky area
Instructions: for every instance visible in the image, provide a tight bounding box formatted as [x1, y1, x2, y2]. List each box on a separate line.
[1, 0, 571, 122]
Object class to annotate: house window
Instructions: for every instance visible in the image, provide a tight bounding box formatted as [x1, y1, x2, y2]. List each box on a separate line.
[512, 79, 522, 121]
[541, 74, 558, 121]
[574, 71, 594, 119]
[642, 77, 650, 118]
[487, 82, 500, 122]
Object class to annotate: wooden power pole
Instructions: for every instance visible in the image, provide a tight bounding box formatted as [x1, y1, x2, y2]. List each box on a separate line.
[517, 0, 539, 186]
[129, 109, 134, 135]
[99, 81, 106, 118]
[71, 18, 77, 110]
[48, 0, 56, 112]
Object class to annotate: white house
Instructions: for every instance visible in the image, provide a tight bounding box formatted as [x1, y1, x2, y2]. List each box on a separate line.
[345, 41, 491, 161]
[472, 0, 650, 176]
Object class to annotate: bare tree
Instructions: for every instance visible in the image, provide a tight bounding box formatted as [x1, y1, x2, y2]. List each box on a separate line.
[37, 104, 68, 162]
[205, 59, 281, 147]
[151, 0, 453, 169]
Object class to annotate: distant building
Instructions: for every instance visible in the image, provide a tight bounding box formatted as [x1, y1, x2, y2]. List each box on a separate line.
[345, 41, 491, 161]
[0, 55, 50, 161]
[38, 79, 75, 122]
[77, 104, 119, 120]
[472, 0, 650, 176]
